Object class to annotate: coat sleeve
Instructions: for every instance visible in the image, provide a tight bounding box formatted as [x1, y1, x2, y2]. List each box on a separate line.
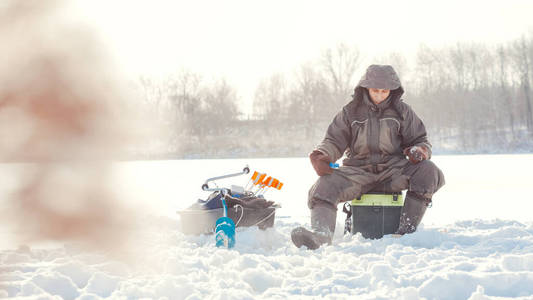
[315, 109, 352, 162]
[400, 104, 433, 158]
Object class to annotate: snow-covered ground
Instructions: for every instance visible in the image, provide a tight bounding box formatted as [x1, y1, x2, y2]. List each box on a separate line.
[2, 155, 533, 299]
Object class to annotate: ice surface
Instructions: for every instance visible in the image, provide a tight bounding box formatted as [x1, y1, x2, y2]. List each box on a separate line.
[2, 217, 533, 299]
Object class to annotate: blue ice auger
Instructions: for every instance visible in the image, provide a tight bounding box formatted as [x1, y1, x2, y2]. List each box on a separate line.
[202, 166, 250, 248]
[214, 192, 235, 248]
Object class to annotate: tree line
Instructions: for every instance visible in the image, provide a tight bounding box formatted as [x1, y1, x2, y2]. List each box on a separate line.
[136, 34, 533, 159]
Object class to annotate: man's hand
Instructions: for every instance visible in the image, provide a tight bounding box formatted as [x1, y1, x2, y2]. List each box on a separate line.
[309, 150, 333, 176]
[403, 146, 429, 163]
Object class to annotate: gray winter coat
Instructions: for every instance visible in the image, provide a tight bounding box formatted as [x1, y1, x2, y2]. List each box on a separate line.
[316, 65, 431, 174]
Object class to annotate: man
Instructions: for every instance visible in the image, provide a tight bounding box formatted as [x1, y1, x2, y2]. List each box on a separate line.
[291, 65, 445, 250]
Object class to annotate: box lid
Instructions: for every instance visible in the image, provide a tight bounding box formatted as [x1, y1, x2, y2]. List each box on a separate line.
[351, 193, 404, 206]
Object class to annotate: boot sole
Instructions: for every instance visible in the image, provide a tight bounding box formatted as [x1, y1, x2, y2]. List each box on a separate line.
[291, 227, 321, 250]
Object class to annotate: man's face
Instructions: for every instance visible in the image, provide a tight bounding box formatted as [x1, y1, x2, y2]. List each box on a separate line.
[368, 88, 390, 104]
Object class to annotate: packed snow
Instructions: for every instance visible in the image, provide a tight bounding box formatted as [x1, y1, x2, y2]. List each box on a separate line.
[1, 155, 533, 299]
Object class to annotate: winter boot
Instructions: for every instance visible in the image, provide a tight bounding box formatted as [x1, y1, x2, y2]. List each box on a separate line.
[395, 191, 431, 235]
[291, 203, 336, 250]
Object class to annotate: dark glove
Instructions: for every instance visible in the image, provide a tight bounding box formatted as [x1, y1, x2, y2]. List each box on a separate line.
[403, 145, 429, 164]
[309, 150, 333, 176]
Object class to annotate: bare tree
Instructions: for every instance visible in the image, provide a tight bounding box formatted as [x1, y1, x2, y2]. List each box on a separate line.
[139, 76, 164, 110]
[412, 45, 454, 147]
[449, 43, 467, 92]
[289, 63, 330, 139]
[511, 35, 533, 136]
[164, 70, 203, 138]
[168, 70, 202, 117]
[253, 73, 288, 121]
[321, 44, 361, 112]
[496, 44, 516, 139]
[202, 79, 240, 127]
[415, 44, 439, 92]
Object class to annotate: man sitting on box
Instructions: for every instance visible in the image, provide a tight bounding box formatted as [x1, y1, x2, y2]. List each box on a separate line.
[291, 64, 445, 250]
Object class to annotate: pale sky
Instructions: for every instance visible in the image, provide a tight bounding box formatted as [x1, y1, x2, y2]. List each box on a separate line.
[71, 0, 533, 114]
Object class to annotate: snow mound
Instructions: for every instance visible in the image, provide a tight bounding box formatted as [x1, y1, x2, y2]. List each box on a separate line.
[1, 216, 533, 299]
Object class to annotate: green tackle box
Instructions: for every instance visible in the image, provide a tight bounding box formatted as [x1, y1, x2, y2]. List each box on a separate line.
[349, 192, 404, 239]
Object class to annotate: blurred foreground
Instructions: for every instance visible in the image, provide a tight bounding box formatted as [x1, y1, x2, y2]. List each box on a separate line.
[0, 1, 165, 254]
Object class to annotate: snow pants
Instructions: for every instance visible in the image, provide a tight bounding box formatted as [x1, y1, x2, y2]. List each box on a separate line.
[307, 160, 445, 211]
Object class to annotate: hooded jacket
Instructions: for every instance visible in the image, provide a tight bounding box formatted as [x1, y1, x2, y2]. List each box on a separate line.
[316, 65, 431, 173]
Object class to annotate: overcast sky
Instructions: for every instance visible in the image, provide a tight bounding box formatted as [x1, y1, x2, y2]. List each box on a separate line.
[72, 0, 533, 113]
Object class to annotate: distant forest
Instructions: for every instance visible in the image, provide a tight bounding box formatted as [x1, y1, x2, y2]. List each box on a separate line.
[135, 34, 533, 159]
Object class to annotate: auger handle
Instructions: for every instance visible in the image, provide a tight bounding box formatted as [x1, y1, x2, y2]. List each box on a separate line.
[201, 165, 250, 191]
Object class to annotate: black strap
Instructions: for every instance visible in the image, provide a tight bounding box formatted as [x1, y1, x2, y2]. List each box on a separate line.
[343, 202, 352, 219]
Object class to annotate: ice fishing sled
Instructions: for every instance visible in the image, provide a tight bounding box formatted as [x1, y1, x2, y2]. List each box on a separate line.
[177, 166, 282, 236]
